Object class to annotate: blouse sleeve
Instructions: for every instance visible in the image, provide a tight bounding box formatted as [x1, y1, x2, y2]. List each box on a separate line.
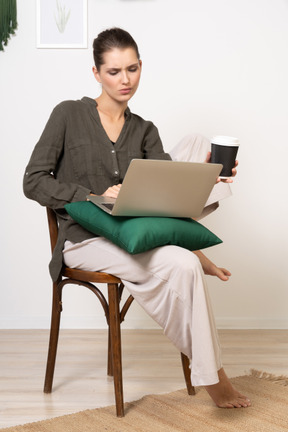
[23, 103, 91, 210]
[142, 121, 172, 161]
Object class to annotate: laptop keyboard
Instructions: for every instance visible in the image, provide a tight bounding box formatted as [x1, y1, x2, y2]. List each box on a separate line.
[102, 203, 114, 211]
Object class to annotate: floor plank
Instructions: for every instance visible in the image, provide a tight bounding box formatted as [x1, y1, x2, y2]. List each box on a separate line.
[0, 329, 287, 428]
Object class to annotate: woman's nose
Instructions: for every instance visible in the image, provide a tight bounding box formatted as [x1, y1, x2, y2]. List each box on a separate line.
[121, 71, 129, 84]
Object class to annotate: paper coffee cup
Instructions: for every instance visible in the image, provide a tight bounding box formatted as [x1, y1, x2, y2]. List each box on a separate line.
[210, 136, 239, 178]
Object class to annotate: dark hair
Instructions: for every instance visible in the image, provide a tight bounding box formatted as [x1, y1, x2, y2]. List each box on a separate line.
[93, 28, 140, 70]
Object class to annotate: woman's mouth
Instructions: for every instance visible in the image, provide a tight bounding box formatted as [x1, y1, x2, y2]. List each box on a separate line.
[119, 88, 132, 95]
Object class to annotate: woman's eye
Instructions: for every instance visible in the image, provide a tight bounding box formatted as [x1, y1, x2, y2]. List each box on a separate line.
[107, 67, 138, 76]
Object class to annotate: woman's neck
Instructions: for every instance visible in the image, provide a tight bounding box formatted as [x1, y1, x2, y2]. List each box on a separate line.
[95, 94, 127, 121]
[95, 94, 127, 142]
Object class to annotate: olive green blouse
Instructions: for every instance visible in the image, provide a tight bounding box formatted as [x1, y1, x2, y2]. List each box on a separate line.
[23, 97, 171, 280]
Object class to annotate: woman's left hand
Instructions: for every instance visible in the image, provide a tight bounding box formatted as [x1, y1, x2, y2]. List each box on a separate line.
[205, 151, 238, 183]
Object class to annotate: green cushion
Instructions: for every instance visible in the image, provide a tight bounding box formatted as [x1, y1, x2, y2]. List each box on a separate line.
[65, 201, 222, 254]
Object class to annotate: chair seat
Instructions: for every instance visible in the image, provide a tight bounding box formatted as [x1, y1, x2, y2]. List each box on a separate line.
[63, 266, 122, 283]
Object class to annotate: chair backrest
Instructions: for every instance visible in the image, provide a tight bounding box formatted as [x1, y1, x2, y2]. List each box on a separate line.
[46, 208, 59, 254]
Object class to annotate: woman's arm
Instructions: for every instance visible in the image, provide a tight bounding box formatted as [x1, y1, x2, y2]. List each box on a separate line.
[23, 104, 91, 209]
[142, 122, 171, 160]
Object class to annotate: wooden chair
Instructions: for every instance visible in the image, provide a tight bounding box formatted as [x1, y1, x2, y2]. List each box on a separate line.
[44, 207, 195, 417]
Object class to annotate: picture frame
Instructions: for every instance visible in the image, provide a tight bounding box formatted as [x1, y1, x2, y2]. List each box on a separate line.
[36, 0, 88, 49]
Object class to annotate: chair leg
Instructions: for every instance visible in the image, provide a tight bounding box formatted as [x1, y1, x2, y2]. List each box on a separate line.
[44, 281, 62, 393]
[107, 283, 124, 417]
[181, 352, 196, 395]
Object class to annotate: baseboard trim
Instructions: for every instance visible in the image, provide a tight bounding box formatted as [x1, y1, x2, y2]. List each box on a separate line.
[215, 317, 288, 329]
[0, 316, 287, 330]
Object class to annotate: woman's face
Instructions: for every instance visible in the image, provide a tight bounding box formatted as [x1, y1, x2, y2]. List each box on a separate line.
[93, 47, 142, 104]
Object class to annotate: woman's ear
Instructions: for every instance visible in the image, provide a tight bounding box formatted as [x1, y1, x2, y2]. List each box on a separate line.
[92, 66, 101, 83]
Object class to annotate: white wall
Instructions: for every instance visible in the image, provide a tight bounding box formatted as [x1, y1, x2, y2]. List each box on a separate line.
[0, 0, 287, 329]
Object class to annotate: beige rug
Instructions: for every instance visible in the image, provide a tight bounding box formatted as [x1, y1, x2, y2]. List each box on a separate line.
[2, 371, 288, 432]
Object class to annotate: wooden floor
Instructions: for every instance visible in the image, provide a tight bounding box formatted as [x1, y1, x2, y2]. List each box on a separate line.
[0, 329, 287, 428]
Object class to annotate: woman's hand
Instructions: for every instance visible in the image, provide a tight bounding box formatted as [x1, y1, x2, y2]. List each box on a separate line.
[87, 184, 122, 200]
[193, 250, 231, 281]
[205, 151, 238, 184]
[102, 184, 122, 198]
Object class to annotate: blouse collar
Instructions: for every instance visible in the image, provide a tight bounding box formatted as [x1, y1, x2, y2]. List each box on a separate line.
[81, 96, 131, 119]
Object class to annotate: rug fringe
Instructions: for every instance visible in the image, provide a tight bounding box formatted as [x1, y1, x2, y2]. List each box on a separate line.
[250, 369, 288, 386]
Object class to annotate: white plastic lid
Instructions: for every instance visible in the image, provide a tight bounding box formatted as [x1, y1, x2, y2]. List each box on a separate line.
[211, 136, 239, 146]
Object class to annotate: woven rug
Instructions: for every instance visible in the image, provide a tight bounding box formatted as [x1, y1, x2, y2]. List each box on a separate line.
[2, 370, 288, 432]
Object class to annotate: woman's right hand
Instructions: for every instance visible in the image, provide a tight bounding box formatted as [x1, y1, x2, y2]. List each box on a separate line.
[102, 184, 122, 198]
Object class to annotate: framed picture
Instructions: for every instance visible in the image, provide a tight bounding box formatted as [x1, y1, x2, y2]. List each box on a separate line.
[36, 0, 88, 48]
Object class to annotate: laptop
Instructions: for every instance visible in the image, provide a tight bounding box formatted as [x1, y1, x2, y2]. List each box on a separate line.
[87, 159, 222, 218]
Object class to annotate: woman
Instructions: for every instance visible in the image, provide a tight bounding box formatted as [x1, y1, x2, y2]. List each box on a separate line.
[24, 28, 250, 408]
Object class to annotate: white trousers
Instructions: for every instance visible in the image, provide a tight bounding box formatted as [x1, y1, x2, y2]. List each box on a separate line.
[63, 134, 232, 387]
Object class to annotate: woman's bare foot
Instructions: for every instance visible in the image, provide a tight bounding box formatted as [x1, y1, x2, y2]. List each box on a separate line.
[205, 368, 251, 408]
